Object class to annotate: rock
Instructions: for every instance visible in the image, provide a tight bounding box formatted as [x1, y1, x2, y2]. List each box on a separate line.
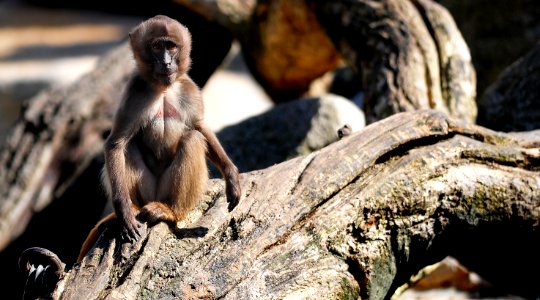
[211, 94, 365, 176]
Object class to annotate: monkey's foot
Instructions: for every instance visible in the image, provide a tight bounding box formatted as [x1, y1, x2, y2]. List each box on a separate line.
[137, 201, 177, 225]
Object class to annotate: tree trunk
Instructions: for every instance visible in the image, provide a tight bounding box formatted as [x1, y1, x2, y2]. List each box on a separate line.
[53, 110, 540, 300]
[311, 0, 477, 124]
[174, 0, 477, 124]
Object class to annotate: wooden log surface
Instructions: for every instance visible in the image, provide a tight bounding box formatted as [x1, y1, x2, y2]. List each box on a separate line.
[52, 110, 540, 300]
[2, 0, 474, 254]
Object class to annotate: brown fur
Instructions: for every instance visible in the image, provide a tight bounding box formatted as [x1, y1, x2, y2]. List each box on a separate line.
[78, 15, 241, 262]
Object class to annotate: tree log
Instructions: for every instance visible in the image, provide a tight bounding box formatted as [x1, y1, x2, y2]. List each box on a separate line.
[51, 110, 540, 299]
[311, 0, 476, 124]
[173, 0, 477, 123]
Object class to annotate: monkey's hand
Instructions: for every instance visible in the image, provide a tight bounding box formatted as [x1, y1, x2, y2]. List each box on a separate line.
[119, 210, 145, 243]
[226, 172, 241, 211]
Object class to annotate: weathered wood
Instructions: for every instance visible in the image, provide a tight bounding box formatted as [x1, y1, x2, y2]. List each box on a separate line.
[3, 2, 539, 298]
[173, 0, 477, 121]
[52, 110, 540, 300]
[311, 0, 477, 124]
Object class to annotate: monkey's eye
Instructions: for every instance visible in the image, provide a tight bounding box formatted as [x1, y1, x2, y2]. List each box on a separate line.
[151, 42, 163, 52]
[165, 41, 178, 52]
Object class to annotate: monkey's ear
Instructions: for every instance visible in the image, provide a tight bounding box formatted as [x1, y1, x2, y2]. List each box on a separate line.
[128, 23, 144, 42]
[128, 27, 144, 52]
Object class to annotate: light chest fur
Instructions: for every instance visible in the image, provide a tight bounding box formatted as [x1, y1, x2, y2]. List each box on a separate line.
[139, 83, 193, 160]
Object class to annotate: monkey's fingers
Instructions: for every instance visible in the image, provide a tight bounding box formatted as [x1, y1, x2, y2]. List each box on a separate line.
[226, 183, 241, 211]
[121, 219, 145, 243]
[121, 227, 140, 243]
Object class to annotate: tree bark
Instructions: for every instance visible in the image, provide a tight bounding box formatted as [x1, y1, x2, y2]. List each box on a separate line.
[52, 110, 540, 300]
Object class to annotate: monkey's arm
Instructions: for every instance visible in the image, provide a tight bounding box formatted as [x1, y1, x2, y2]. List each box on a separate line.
[198, 124, 241, 210]
[104, 103, 145, 242]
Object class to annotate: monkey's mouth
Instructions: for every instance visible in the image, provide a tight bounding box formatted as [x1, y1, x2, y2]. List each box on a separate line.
[157, 71, 176, 77]
[155, 71, 177, 83]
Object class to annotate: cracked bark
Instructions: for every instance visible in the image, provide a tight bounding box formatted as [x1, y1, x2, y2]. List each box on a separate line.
[51, 110, 540, 300]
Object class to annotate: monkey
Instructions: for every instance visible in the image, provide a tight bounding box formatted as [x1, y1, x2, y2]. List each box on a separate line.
[77, 15, 241, 261]
[17, 15, 240, 293]
[16, 15, 240, 296]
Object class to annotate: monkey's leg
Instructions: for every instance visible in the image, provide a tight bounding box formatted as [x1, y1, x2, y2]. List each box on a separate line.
[142, 130, 208, 223]
[101, 142, 157, 207]
[127, 142, 157, 204]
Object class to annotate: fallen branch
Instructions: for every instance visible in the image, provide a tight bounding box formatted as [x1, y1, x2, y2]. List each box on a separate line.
[51, 110, 540, 299]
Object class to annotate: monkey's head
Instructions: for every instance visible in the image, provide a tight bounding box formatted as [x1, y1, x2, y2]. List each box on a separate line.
[129, 15, 192, 87]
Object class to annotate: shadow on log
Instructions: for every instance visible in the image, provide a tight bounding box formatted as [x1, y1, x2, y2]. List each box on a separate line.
[45, 110, 540, 299]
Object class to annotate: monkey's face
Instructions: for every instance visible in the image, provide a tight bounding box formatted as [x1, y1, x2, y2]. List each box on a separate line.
[150, 38, 180, 86]
[129, 15, 192, 87]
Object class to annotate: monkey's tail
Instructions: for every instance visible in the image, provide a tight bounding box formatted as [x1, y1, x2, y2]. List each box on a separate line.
[19, 247, 65, 300]
[77, 213, 117, 262]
